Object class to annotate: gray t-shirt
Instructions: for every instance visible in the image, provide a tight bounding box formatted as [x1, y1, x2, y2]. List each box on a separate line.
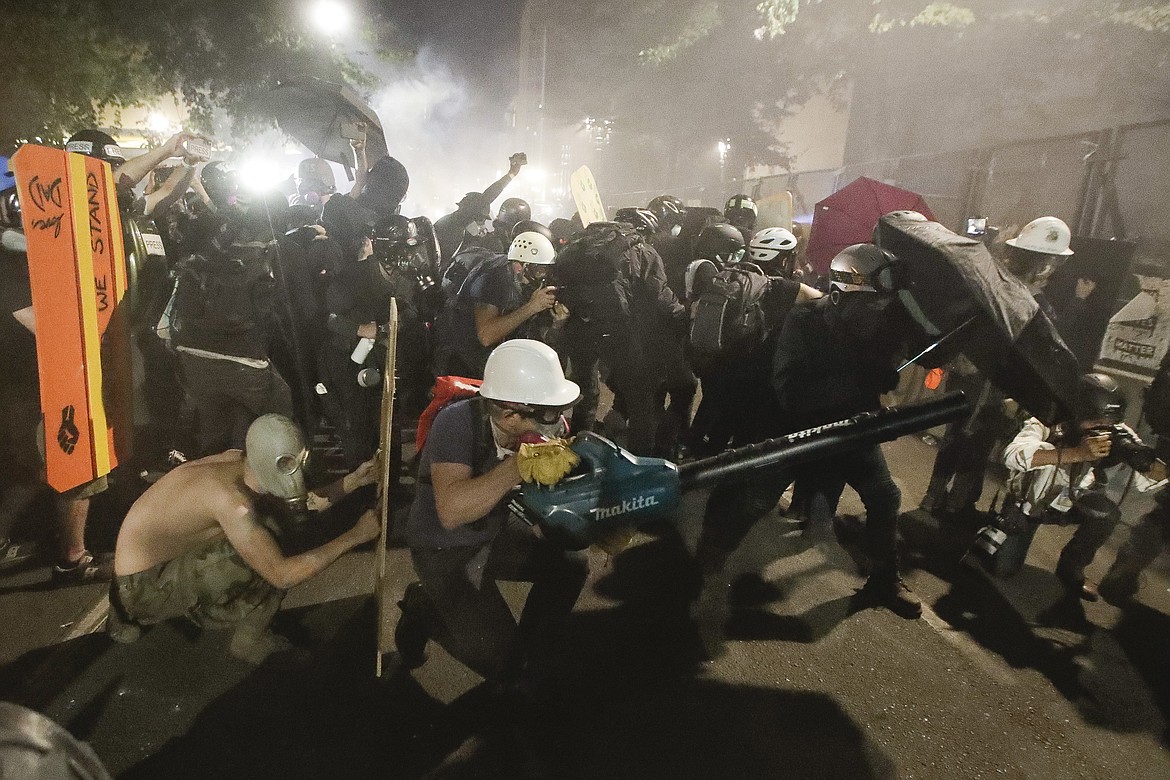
[406, 400, 509, 549]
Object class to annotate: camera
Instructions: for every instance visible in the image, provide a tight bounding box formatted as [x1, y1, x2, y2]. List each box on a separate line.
[1089, 425, 1157, 472]
[960, 502, 1031, 571]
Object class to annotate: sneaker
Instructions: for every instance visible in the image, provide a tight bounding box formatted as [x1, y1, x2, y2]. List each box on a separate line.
[51, 551, 113, 585]
[859, 574, 923, 619]
[0, 538, 39, 571]
[394, 582, 431, 669]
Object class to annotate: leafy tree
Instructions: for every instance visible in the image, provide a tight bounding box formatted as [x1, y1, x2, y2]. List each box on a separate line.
[1, 0, 405, 149]
[541, 0, 1170, 192]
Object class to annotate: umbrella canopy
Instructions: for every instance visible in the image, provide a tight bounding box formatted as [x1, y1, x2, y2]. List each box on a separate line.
[265, 78, 388, 170]
[807, 177, 935, 275]
[875, 212, 1080, 424]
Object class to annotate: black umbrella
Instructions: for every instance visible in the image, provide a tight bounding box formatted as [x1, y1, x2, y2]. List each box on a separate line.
[266, 78, 389, 172]
[876, 213, 1080, 425]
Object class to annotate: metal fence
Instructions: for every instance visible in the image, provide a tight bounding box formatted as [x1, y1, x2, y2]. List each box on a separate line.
[744, 119, 1170, 263]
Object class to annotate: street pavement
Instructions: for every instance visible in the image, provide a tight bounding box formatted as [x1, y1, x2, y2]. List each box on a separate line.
[2, 433, 1170, 779]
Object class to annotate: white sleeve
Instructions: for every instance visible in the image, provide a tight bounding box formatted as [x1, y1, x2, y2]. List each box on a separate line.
[1003, 418, 1055, 473]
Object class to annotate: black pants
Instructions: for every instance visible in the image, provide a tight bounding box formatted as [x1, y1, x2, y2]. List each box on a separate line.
[699, 444, 901, 574]
[1102, 488, 1170, 595]
[179, 353, 293, 455]
[321, 347, 381, 470]
[564, 327, 660, 456]
[410, 520, 588, 686]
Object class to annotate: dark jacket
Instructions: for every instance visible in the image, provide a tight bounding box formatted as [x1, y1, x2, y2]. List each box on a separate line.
[433, 171, 517, 266]
[771, 297, 901, 433]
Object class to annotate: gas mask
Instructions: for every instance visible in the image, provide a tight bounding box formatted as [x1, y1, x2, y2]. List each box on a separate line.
[245, 414, 309, 511]
[466, 219, 494, 238]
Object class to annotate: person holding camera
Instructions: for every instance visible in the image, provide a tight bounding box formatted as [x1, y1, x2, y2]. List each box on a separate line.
[432, 230, 563, 379]
[992, 373, 1167, 602]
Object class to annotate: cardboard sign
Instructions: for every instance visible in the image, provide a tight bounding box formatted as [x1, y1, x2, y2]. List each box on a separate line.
[10, 145, 130, 491]
[569, 165, 606, 227]
[375, 298, 399, 677]
[1096, 273, 1170, 380]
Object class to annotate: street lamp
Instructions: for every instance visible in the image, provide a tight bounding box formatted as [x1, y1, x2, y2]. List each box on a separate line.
[309, 0, 351, 37]
[717, 138, 731, 194]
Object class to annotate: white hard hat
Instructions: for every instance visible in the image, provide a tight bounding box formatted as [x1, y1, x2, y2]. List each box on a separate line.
[479, 339, 580, 408]
[1005, 216, 1074, 256]
[748, 227, 798, 263]
[507, 231, 557, 265]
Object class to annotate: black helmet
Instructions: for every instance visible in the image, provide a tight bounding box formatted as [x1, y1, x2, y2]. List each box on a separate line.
[495, 198, 531, 231]
[724, 194, 758, 229]
[613, 207, 660, 236]
[0, 156, 18, 230]
[647, 195, 685, 229]
[200, 161, 237, 208]
[695, 222, 746, 264]
[510, 219, 553, 242]
[1075, 373, 1125, 423]
[65, 129, 126, 164]
[548, 218, 575, 248]
[0, 189, 20, 231]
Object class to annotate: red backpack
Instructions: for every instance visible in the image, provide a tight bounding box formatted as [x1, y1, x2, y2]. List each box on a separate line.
[415, 376, 483, 454]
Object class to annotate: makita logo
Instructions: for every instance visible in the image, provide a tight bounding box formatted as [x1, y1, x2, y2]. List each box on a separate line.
[594, 495, 660, 519]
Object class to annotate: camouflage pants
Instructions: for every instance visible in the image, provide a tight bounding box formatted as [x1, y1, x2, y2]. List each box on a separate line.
[111, 536, 282, 632]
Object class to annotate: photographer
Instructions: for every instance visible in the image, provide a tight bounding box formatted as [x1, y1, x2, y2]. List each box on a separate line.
[432, 231, 562, 379]
[991, 374, 1167, 601]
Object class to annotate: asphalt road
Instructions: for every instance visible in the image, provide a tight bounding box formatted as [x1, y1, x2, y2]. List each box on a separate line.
[2, 434, 1170, 779]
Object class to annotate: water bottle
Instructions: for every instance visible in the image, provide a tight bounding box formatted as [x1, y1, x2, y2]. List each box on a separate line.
[351, 337, 375, 364]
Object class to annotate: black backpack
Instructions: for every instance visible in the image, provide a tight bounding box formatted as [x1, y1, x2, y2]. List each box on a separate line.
[550, 222, 637, 325]
[689, 262, 773, 369]
[172, 239, 275, 340]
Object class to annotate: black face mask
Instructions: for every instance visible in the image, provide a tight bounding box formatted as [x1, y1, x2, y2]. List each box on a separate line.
[837, 294, 901, 342]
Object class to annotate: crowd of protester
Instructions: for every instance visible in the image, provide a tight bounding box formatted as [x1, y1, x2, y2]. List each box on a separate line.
[1, 128, 1169, 711]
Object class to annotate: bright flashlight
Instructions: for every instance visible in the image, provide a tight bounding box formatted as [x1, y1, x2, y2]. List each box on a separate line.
[236, 157, 286, 194]
[309, 0, 351, 37]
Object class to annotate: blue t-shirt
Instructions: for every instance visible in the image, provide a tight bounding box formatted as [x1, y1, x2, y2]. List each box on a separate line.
[406, 400, 509, 549]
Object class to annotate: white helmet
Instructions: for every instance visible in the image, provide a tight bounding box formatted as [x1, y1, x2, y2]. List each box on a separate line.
[245, 414, 309, 504]
[479, 339, 580, 408]
[1005, 216, 1074, 256]
[508, 231, 556, 265]
[748, 227, 798, 263]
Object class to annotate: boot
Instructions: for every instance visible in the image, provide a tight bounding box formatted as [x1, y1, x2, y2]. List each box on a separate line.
[1099, 559, 1144, 607]
[859, 571, 922, 619]
[394, 581, 432, 669]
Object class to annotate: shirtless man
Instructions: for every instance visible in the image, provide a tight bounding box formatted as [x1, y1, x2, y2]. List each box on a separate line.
[109, 414, 381, 663]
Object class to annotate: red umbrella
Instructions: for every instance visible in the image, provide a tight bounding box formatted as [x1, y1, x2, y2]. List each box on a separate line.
[806, 177, 935, 275]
